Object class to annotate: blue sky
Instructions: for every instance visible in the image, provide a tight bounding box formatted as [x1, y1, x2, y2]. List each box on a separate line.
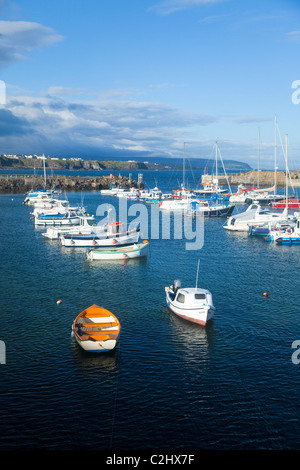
[0, 0, 300, 169]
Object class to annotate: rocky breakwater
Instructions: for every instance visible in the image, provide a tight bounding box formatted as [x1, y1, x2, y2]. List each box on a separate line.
[230, 169, 300, 187]
[0, 174, 136, 194]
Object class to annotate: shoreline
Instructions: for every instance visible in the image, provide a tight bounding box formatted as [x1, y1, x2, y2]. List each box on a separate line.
[0, 174, 136, 194]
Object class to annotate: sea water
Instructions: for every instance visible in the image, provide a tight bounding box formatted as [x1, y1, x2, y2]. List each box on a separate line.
[0, 169, 300, 450]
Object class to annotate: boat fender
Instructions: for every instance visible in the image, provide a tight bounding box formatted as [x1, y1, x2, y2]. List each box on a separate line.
[92, 240, 96, 246]
[112, 239, 117, 244]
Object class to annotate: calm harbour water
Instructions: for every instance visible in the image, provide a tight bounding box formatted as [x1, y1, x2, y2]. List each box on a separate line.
[0, 169, 300, 450]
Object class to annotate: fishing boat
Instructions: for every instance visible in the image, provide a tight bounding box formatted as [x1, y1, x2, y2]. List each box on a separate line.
[42, 215, 102, 239]
[71, 304, 121, 353]
[100, 184, 127, 195]
[187, 199, 235, 217]
[116, 188, 139, 200]
[158, 189, 195, 211]
[34, 210, 82, 226]
[165, 260, 215, 326]
[139, 187, 162, 202]
[32, 199, 82, 216]
[60, 222, 140, 247]
[86, 240, 149, 260]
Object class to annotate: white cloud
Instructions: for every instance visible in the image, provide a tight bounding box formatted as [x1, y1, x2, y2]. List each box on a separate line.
[286, 30, 300, 42]
[149, 0, 226, 16]
[1, 92, 217, 158]
[0, 20, 63, 67]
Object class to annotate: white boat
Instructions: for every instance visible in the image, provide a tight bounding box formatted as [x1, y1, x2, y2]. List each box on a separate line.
[34, 210, 82, 226]
[265, 219, 300, 243]
[72, 304, 121, 353]
[32, 197, 86, 216]
[139, 187, 162, 201]
[158, 187, 196, 211]
[86, 240, 149, 260]
[194, 182, 227, 197]
[60, 222, 140, 247]
[187, 200, 235, 217]
[165, 278, 215, 326]
[24, 188, 56, 205]
[23, 154, 61, 205]
[116, 188, 139, 200]
[223, 204, 295, 232]
[42, 215, 103, 239]
[100, 184, 127, 195]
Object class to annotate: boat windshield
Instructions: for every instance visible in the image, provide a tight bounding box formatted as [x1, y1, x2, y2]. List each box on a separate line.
[87, 219, 97, 226]
[176, 293, 185, 303]
[194, 293, 206, 300]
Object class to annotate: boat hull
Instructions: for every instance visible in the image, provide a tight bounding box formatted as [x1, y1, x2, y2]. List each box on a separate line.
[35, 216, 80, 226]
[87, 242, 149, 260]
[72, 304, 120, 353]
[276, 236, 300, 245]
[188, 204, 235, 217]
[60, 230, 139, 247]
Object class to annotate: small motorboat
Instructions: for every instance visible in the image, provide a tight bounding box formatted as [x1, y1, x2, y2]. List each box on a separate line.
[266, 218, 300, 244]
[72, 304, 121, 353]
[165, 278, 215, 326]
[42, 215, 103, 239]
[86, 240, 149, 260]
[187, 200, 235, 217]
[34, 210, 82, 226]
[223, 204, 296, 232]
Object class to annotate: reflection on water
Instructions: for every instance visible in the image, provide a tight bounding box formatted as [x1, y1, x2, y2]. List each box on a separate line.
[167, 309, 214, 360]
[70, 335, 119, 374]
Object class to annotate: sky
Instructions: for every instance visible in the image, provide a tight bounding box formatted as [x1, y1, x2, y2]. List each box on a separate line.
[0, 0, 300, 169]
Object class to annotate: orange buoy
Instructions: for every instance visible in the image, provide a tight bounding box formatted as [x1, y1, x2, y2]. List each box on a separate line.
[263, 292, 269, 297]
[57, 299, 62, 304]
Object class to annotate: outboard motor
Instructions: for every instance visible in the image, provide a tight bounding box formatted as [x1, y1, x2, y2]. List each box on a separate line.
[173, 279, 181, 293]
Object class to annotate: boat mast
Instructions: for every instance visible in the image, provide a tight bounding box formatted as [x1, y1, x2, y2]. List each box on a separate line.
[285, 134, 288, 211]
[215, 140, 218, 186]
[257, 128, 260, 188]
[274, 116, 277, 194]
[42, 154, 47, 189]
[183, 142, 186, 189]
[195, 258, 200, 289]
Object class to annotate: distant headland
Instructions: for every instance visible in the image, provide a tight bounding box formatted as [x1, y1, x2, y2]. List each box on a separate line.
[0, 154, 252, 172]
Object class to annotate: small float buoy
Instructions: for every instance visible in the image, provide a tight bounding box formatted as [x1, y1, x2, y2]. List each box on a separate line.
[263, 292, 269, 297]
[57, 299, 62, 304]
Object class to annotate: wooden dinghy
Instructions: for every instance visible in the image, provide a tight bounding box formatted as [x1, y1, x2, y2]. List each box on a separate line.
[72, 304, 121, 353]
[86, 241, 149, 260]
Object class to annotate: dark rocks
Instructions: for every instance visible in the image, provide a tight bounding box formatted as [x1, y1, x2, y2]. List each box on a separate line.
[0, 174, 136, 194]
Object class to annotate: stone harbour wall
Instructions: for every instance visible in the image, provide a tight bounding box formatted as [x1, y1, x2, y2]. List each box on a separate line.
[0, 174, 138, 194]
